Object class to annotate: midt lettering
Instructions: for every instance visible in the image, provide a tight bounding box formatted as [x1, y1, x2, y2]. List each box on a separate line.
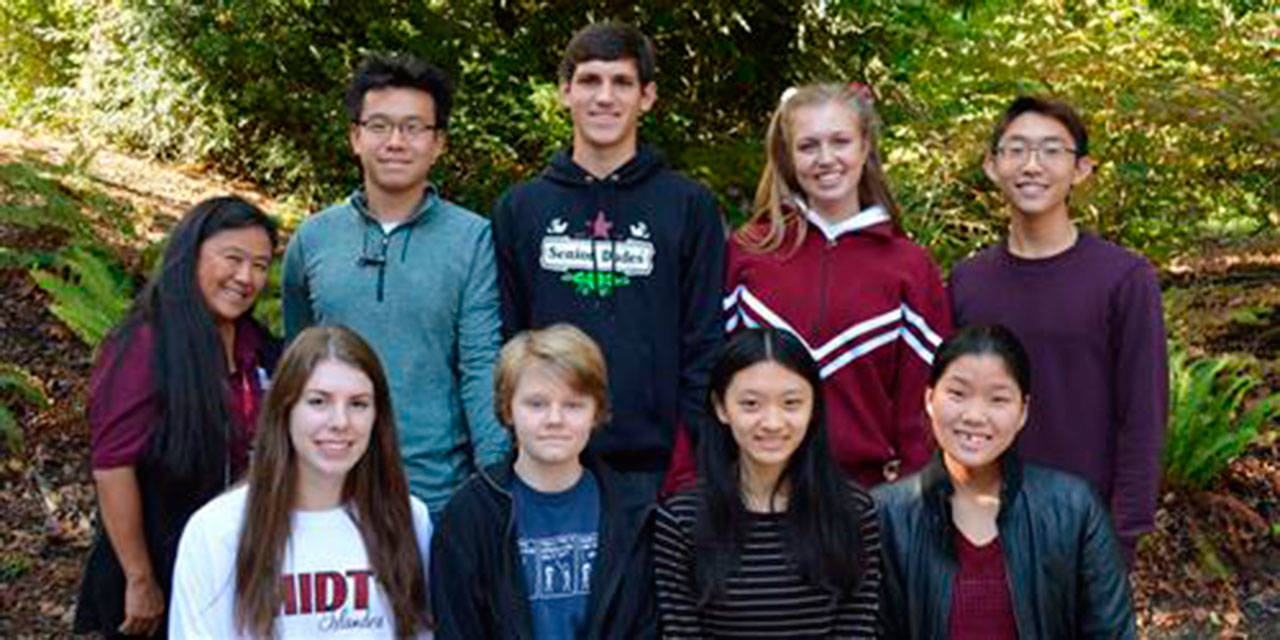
[280, 570, 375, 615]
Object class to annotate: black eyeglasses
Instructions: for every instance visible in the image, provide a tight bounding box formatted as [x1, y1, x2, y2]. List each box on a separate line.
[994, 140, 1080, 166]
[356, 117, 441, 139]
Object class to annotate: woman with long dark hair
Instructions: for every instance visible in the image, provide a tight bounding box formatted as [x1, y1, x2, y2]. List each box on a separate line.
[169, 326, 431, 638]
[721, 82, 951, 488]
[874, 325, 1134, 638]
[653, 327, 880, 638]
[74, 196, 278, 638]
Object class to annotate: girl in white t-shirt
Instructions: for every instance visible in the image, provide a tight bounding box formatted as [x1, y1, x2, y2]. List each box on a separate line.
[170, 326, 432, 638]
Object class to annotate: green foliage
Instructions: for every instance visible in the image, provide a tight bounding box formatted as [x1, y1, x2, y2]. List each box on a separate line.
[0, 0, 86, 124]
[0, 363, 49, 454]
[254, 261, 284, 338]
[0, 156, 137, 250]
[29, 247, 134, 348]
[0, 551, 33, 581]
[0, 161, 94, 242]
[4, 2, 236, 161]
[1163, 349, 1279, 490]
[125, 0, 859, 212]
[1, 0, 1274, 269]
[864, 0, 1278, 268]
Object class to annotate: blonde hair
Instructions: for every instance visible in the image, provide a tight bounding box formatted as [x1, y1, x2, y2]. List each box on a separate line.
[739, 82, 900, 253]
[494, 323, 611, 431]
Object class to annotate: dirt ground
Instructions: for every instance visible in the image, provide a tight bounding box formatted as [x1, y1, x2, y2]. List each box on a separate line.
[0, 128, 1276, 638]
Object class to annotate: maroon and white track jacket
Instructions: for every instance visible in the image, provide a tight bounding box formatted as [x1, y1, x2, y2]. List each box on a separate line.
[725, 205, 952, 487]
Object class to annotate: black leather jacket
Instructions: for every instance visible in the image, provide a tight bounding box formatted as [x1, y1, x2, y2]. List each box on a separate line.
[429, 454, 657, 639]
[871, 453, 1136, 639]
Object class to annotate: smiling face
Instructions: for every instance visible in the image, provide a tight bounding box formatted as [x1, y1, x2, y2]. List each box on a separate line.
[349, 87, 445, 201]
[511, 363, 598, 472]
[195, 225, 273, 327]
[289, 358, 376, 490]
[789, 100, 870, 221]
[926, 354, 1029, 474]
[715, 360, 814, 482]
[560, 58, 656, 160]
[984, 111, 1093, 222]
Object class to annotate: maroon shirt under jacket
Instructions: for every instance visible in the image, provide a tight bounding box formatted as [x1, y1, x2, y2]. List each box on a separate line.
[949, 533, 1018, 639]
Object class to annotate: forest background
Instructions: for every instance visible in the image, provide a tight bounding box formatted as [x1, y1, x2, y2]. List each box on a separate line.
[0, 0, 1276, 636]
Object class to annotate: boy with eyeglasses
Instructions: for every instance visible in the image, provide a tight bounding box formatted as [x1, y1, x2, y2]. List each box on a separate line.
[948, 96, 1167, 565]
[490, 23, 724, 499]
[283, 53, 509, 515]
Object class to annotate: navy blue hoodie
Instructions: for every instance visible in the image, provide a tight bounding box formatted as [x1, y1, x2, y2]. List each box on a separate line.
[491, 146, 725, 473]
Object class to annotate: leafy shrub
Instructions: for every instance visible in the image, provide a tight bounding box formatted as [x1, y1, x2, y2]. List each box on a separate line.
[253, 261, 284, 338]
[0, 551, 33, 581]
[0, 364, 49, 455]
[0, 156, 137, 249]
[1163, 349, 1278, 490]
[0, 161, 94, 242]
[869, 0, 1277, 268]
[3, 0, 1275, 271]
[0, 0, 86, 126]
[29, 247, 134, 348]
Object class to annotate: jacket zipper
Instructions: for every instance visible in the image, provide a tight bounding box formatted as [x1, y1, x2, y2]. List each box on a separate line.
[585, 487, 649, 638]
[490, 474, 532, 640]
[815, 237, 835, 338]
[376, 235, 388, 302]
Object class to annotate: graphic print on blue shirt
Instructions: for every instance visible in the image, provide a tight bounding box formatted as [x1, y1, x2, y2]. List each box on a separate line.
[513, 470, 600, 639]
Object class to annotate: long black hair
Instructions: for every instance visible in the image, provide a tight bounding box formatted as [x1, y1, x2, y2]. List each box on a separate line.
[693, 327, 872, 604]
[110, 196, 277, 488]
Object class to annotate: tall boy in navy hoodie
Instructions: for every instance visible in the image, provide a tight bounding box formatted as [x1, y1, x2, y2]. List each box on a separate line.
[491, 22, 724, 497]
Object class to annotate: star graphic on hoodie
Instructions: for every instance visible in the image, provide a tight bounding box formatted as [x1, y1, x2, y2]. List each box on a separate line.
[588, 211, 614, 239]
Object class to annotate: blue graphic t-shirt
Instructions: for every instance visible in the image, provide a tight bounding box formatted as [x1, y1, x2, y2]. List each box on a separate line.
[513, 469, 600, 640]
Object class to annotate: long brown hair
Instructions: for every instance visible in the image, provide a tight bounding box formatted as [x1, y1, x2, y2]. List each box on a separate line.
[234, 326, 428, 638]
[740, 83, 900, 253]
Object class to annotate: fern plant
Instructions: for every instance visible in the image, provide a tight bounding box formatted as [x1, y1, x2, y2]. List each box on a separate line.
[1163, 349, 1279, 491]
[29, 246, 133, 348]
[0, 157, 137, 256]
[0, 161, 94, 241]
[0, 363, 49, 454]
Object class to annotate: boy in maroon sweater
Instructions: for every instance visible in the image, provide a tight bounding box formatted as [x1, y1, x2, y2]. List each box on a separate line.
[948, 96, 1168, 564]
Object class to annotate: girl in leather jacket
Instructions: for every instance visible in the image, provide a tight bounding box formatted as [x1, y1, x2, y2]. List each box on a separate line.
[873, 325, 1135, 639]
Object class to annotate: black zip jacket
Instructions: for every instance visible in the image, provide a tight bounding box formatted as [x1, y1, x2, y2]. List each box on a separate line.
[429, 455, 657, 639]
[872, 453, 1136, 639]
[491, 146, 725, 472]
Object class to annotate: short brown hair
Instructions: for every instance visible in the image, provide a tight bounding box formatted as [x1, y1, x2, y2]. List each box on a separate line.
[558, 22, 656, 85]
[494, 323, 611, 431]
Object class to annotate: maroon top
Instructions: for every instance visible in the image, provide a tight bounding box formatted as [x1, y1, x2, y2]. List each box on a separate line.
[719, 215, 952, 487]
[949, 533, 1018, 639]
[89, 317, 268, 477]
[949, 232, 1168, 559]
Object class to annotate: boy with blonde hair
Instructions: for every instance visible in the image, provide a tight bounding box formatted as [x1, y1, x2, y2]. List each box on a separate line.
[431, 324, 656, 638]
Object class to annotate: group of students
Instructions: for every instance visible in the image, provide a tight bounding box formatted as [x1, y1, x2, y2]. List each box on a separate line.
[71, 18, 1166, 640]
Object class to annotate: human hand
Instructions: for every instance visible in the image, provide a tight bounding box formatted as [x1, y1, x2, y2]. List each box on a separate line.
[119, 572, 164, 637]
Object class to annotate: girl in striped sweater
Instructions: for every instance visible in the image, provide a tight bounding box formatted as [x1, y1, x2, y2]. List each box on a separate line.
[654, 328, 880, 639]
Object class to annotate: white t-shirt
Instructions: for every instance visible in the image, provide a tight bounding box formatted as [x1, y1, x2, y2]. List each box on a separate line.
[169, 485, 433, 639]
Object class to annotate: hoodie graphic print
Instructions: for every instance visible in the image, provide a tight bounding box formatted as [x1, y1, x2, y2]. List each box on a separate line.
[539, 210, 657, 298]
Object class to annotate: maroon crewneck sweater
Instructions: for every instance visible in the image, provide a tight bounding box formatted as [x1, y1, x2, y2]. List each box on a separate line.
[948, 232, 1168, 559]
[949, 533, 1018, 639]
